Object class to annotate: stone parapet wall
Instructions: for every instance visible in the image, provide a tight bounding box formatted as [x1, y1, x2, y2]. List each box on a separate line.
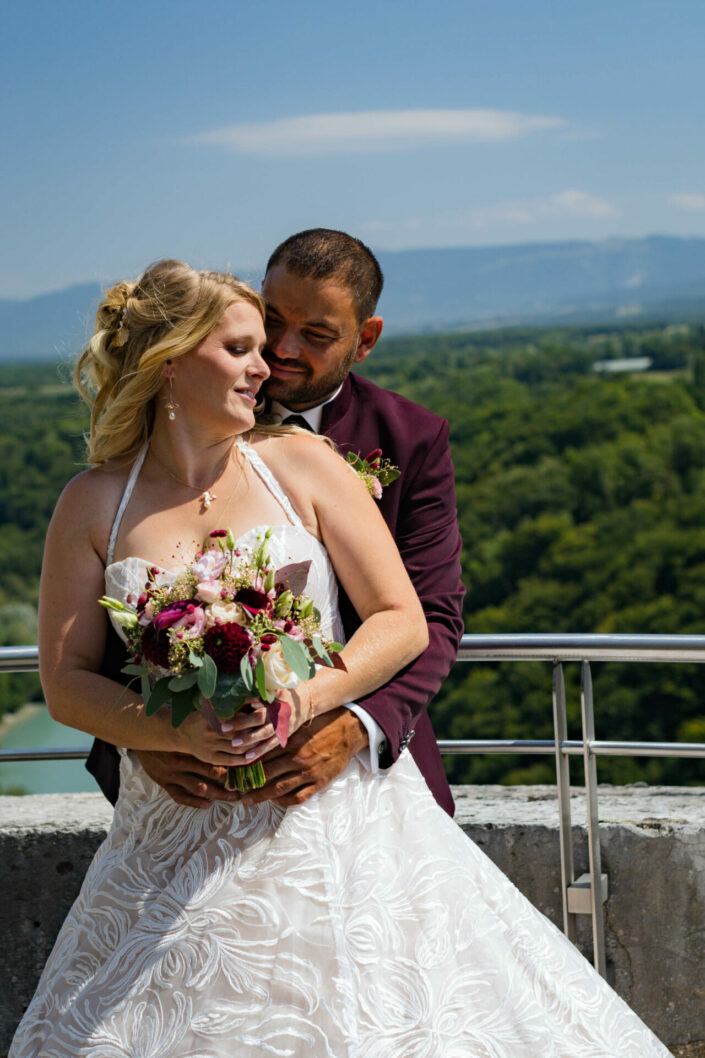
[1, 784, 703, 1051]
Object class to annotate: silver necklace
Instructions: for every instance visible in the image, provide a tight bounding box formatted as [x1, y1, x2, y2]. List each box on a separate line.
[150, 444, 235, 512]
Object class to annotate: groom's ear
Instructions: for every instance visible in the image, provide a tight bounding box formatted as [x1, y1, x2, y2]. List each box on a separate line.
[353, 316, 383, 364]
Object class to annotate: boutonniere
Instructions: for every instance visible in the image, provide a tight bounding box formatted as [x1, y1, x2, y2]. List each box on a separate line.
[346, 448, 400, 499]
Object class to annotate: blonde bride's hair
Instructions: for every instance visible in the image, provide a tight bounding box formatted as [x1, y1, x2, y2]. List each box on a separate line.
[74, 259, 269, 465]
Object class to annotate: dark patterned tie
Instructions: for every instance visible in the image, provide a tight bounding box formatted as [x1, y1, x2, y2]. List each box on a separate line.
[282, 414, 315, 433]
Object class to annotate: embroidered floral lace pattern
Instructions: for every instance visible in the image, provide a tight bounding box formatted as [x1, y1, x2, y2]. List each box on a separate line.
[11, 524, 670, 1057]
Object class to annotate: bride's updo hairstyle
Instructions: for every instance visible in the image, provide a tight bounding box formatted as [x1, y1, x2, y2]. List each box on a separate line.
[74, 259, 265, 465]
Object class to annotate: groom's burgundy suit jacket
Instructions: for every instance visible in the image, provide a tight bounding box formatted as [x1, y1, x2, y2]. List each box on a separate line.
[87, 372, 465, 816]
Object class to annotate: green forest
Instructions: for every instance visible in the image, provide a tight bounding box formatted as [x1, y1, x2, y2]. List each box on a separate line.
[2, 321, 705, 787]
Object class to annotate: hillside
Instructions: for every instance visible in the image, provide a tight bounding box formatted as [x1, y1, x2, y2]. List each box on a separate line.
[4, 236, 705, 361]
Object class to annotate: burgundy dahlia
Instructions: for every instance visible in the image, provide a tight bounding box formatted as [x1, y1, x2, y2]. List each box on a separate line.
[141, 624, 171, 668]
[204, 622, 252, 671]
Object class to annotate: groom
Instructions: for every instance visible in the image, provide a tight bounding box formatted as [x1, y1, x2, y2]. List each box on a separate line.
[88, 229, 464, 817]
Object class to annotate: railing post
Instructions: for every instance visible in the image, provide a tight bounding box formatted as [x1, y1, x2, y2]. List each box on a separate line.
[580, 661, 608, 976]
[552, 662, 576, 943]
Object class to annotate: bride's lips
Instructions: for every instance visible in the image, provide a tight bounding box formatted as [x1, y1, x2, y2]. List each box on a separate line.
[235, 388, 258, 405]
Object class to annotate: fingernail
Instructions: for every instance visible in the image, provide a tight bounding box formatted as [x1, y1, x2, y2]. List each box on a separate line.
[231, 738, 243, 747]
[245, 751, 256, 760]
[221, 723, 234, 732]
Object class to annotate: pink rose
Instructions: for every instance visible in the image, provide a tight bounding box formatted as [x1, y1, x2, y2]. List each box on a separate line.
[196, 580, 222, 603]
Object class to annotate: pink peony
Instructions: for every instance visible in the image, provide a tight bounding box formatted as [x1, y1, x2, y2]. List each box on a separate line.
[191, 549, 228, 582]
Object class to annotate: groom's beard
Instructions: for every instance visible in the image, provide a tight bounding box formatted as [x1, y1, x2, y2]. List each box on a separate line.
[263, 342, 358, 409]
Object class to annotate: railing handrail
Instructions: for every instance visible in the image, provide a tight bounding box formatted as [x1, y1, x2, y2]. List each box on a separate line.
[458, 632, 705, 662]
[7, 633, 705, 674]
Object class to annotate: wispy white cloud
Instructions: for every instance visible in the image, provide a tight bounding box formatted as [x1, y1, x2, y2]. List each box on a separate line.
[189, 108, 566, 156]
[363, 188, 620, 237]
[670, 191, 705, 211]
[552, 188, 618, 218]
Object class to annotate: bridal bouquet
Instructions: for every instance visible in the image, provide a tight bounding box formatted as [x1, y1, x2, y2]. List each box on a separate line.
[100, 528, 342, 791]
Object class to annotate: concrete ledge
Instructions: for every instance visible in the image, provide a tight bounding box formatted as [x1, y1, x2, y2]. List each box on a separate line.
[1, 785, 703, 1050]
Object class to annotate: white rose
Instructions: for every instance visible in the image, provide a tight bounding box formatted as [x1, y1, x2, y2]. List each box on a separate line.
[262, 641, 300, 697]
[207, 601, 247, 627]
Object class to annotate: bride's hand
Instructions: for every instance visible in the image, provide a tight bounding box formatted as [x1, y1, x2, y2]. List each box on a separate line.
[218, 687, 314, 765]
[174, 708, 262, 768]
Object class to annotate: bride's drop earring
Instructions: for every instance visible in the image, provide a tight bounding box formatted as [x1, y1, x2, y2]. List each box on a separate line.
[164, 363, 178, 421]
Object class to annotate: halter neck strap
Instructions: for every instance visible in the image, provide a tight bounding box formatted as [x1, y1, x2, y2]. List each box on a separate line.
[106, 443, 149, 567]
[236, 437, 304, 528]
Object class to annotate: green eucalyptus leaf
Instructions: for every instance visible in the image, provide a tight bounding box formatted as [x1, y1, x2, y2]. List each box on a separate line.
[255, 657, 269, 701]
[214, 671, 239, 696]
[198, 653, 218, 699]
[170, 687, 198, 727]
[122, 663, 148, 676]
[240, 655, 254, 691]
[211, 696, 236, 719]
[312, 634, 333, 667]
[143, 676, 172, 717]
[188, 650, 204, 668]
[280, 636, 315, 681]
[168, 670, 199, 692]
[140, 674, 151, 703]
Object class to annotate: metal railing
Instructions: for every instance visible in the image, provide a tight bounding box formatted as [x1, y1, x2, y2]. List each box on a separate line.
[2, 634, 705, 977]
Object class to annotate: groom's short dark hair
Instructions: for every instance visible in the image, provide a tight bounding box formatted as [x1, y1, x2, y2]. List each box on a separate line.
[265, 228, 384, 323]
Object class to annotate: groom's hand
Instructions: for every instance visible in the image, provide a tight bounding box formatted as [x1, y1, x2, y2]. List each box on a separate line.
[134, 750, 240, 809]
[240, 707, 369, 808]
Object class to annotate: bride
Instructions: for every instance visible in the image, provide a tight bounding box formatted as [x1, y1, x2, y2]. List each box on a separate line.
[11, 260, 670, 1057]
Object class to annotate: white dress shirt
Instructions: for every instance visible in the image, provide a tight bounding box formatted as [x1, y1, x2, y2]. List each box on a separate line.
[268, 391, 388, 773]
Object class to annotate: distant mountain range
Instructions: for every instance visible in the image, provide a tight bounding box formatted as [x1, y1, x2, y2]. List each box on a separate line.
[3, 235, 705, 361]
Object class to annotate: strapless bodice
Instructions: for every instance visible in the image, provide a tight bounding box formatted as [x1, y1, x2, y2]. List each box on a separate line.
[104, 522, 344, 643]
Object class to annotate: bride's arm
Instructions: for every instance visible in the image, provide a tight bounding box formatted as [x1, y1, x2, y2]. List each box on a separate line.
[223, 435, 429, 754]
[304, 441, 429, 712]
[38, 473, 248, 768]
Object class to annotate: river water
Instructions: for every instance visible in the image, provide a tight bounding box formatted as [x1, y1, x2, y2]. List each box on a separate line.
[0, 705, 95, 794]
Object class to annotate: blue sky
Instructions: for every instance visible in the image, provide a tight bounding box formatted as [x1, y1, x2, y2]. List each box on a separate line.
[2, 0, 705, 298]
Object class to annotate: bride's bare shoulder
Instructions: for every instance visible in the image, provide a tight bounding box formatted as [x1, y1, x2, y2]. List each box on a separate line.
[50, 461, 132, 550]
[248, 430, 346, 480]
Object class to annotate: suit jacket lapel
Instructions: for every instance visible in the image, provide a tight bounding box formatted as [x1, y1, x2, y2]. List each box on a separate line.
[319, 376, 354, 442]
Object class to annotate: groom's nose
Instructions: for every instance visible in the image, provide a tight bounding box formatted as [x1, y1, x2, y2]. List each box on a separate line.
[267, 326, 302, 361]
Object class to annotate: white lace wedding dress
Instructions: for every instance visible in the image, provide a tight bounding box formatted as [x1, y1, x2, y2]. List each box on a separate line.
[10, 440, 670, 1058]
